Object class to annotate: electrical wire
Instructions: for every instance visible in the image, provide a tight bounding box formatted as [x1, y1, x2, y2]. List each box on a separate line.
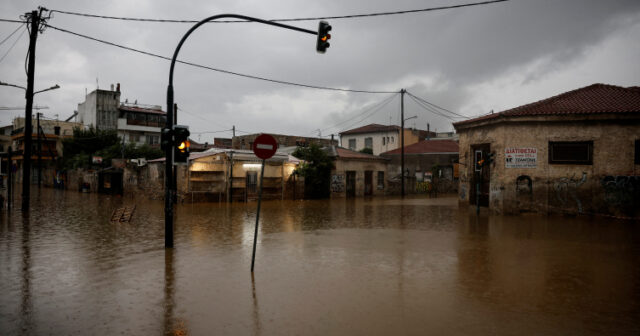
[407, 94, 456, 121]
[0, 24, 27, 65]
[0, 19, 27, 23]
[49, 0, 509, 23]
[406, 91, 468, 119]
[44, 23, 395, 94]
[337, 93, 399, 133]
[308, 92, 399, 136]
[0, 23, 25, 46]
[176, 106, 231, 130]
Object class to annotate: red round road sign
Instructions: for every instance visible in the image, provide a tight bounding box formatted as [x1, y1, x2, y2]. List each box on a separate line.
[252, 133, 278, 160]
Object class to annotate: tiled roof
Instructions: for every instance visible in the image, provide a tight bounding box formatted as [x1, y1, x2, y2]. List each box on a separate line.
[453, 84, 640, 127]
[380, 139, 459, 155]
[329, 146, 388, 161]
[119, 105, 166, 115]
[339, 124, 400, 135]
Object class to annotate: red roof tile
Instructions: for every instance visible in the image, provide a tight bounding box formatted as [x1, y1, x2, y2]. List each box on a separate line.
[333, 147, 387, 160]
[380, 140, 459, 155]
[453, 84, 640, 127]
[339, 124, 400, 135]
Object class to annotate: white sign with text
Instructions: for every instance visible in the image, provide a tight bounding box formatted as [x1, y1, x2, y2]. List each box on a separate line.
[505, 147, 537, 168]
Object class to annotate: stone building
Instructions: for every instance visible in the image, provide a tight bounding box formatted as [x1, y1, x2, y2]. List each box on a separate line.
[453, 84, 640, 218]
[380, 139, 459, 193]
[77, 85, 121, 130]
[327, 146, 389, 198]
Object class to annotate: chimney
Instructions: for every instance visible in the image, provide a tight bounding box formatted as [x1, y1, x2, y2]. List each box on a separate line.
[116, 83, 120, 92]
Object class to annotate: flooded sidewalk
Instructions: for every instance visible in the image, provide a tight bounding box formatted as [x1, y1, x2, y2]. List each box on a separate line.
[1, 189, 639, 335]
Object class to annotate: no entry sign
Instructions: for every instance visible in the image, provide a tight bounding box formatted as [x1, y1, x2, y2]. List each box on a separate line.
[252, 134, 278, 160]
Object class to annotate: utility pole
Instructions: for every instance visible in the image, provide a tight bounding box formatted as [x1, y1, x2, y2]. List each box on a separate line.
[229, 125, 235, 203]
[22, 9, 42, 211]
[37, 113, 41, 188]
[400, 89, 406, 197]
[8, 146, 12, 208]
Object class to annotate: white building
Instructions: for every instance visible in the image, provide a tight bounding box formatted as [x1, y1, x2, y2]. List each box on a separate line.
[339, 124, 435, 156]
[117, 103, 166, 147]
[77, 84, 121, 130]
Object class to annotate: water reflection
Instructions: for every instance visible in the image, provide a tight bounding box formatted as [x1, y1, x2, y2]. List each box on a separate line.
[0, 189, 638, 335]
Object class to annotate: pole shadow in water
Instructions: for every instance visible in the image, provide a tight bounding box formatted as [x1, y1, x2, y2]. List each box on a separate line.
[251, 273, 261, 336]
[20, 213, 33, 334]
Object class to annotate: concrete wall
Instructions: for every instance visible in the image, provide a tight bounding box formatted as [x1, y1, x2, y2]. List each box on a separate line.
[331, 159, 388, 197]
[457, 118, 640, 218]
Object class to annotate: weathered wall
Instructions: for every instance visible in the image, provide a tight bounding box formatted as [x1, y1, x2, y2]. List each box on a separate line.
[458, 118, 640, 217]
[331, 159, 388, 197]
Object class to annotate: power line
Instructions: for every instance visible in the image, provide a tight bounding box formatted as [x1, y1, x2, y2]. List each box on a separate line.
[176, 106, 231, 130]
[406, 91, 468, 119]
[0, 23, 25, 46]
[310, 92, 399, 136]
[44, 23, 395, 94]
[338, 93, 399, 133]
[0, 24, 27, 64]
[406, 94, 458, 121]
[49, 1, 509, 23]
[0, 19, 27, 23]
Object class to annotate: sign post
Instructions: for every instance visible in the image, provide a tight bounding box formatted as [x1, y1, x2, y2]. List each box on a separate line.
[250, 134, 278, 272]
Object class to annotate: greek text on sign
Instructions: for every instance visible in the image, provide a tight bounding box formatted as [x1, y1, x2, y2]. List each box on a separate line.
[505, 147, 537, 168]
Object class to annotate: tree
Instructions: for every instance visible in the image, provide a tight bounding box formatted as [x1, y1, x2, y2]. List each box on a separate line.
[292, 143, 334, 199]
[359, 148, 373, 155]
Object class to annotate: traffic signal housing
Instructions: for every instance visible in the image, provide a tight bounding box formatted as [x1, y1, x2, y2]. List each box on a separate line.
[173, 125, 190, 164]
[160, 128, 172, 152]
[316, 21, 331, 53]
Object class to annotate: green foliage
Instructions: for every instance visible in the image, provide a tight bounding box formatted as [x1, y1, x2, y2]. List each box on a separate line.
[358, 147, 373, 155]
[292, 143, 334, 199]
[62, 127, 164, 169]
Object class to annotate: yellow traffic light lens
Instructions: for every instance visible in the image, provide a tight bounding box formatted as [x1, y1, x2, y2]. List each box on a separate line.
[178, 142, 186, 150]
[321, 36, 327, 42]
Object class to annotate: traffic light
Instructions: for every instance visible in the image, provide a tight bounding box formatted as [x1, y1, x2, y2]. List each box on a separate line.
[316, 21, 331, 53]
[477, 159, 485, 167]
[160, 128, 172, 151]
[173, 125, 190, 164]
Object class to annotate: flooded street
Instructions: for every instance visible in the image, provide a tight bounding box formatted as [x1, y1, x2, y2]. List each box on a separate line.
[1, 188, 639, 335]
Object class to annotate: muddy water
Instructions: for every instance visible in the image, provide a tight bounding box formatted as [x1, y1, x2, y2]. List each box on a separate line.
[1, 189, 639, 335]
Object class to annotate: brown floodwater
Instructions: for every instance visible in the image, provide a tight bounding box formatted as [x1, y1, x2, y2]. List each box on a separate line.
[1, 188, 639, 335]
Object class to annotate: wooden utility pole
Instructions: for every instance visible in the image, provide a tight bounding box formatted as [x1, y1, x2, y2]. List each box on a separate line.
[400, 89, 406, 197]
[22, 9, 42, 211]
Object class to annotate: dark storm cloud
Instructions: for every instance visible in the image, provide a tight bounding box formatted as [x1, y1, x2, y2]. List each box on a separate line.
[1, 0, 639, 139]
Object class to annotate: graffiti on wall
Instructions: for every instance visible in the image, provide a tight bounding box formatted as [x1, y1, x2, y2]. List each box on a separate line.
[331, 174, 344, 193]
[602, 175, 640, 207]
[553, 172, 587, 213]
[516, 175, 532, 195]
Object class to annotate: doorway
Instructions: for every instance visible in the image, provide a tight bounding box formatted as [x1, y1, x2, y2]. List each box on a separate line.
[470, 143, 491, 207]
[364, 171, 373, 196]
[346, 171, 356, 198]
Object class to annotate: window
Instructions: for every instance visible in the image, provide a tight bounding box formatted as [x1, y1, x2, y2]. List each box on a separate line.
[146, 135, 159, 145]
[391, 137, 394, 144]
[549, 141, 593, 164]
[348, 139, 356, 150]
[364, 137, 373, 149]
[635, 139, 640, 165]
[377, 171, 384, 189]
[382, 137, 386, 145]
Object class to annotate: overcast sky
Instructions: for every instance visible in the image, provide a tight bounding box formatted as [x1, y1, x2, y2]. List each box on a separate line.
[1, 0, 639, 143]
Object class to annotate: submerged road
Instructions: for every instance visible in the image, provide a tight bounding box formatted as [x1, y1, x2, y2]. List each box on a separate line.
[1, 188, 639, 335]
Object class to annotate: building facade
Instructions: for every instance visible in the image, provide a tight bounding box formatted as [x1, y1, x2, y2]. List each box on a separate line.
[326, 146, 389, 198]
[232, 133, 337, 150]
[77, 85, 121, 130]
[339, 124, 435, 155]
[117, 103, 166, 147]
[453, 84, 640, 218]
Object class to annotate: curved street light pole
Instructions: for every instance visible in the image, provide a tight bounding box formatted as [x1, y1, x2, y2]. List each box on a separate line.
[164, 14, 318, 248]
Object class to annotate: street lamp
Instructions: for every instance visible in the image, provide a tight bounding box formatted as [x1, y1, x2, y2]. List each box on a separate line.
[163, 14, 322, 248]
[0, 80, 60, 210]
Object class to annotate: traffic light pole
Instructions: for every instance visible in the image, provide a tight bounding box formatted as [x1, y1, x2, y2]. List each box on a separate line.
[400, 89, 406, 197]
[164, 14, 319, 248]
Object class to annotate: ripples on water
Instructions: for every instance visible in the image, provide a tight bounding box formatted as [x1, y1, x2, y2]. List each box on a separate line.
[0, 188, 639, 335]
